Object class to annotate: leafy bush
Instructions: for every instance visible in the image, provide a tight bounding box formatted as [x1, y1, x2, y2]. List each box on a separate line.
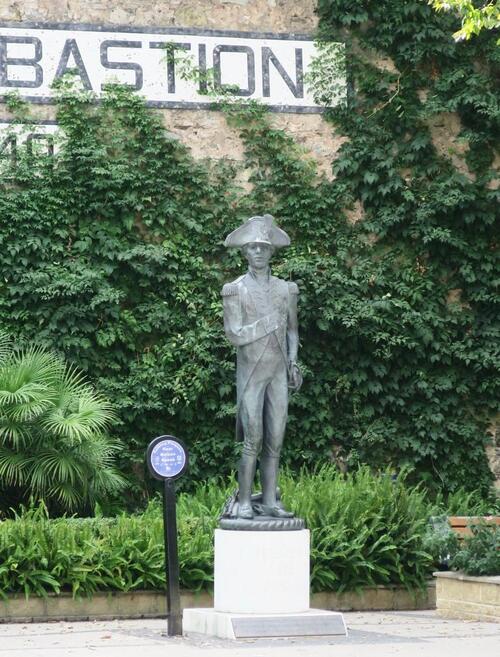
[451, 523, 500, 576]
[0, 332, 125, 512]
[0, 468, 437, 597]
[418, 485, 500, 571]
[281, 466, 432, 592]
[422, 515, 460, 570]
[419, 486, 499, 571]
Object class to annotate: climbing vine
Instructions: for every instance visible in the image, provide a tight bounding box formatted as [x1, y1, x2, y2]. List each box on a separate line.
[0, 1, 498, 507]
[311, 0, 499, 492]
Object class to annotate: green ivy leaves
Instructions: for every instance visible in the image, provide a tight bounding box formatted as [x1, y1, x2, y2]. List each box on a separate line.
[0, 0, 498, 506]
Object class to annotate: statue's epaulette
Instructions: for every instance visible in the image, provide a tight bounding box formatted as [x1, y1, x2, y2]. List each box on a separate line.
[288, 281, 299, 295]
[221, 283, 238, 297]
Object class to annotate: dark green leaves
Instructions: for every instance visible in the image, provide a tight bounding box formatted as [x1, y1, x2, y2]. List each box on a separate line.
[0, 8, 497, 504]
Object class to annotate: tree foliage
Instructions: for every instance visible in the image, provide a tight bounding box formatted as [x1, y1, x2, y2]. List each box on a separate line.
[429, 1, 500, 43]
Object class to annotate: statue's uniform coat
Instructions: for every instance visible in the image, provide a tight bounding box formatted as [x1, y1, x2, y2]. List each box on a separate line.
[222, 271, 298, 458]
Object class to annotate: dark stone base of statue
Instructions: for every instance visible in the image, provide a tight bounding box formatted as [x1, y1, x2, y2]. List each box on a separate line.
[219, 489, 305, 531]
[219, 516, 305, 531]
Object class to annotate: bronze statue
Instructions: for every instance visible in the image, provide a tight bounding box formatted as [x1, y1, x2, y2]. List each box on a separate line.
[220, 214, 303, 530]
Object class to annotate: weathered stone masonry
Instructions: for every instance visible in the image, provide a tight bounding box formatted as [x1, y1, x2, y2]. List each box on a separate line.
[0, 0, 344, 175]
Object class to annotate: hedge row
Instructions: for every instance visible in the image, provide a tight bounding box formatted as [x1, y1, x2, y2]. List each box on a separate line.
[1, 467, 495, 597]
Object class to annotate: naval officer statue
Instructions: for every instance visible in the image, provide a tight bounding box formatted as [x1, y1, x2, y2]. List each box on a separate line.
[182, 214, 346, 636]
[221, 214, 302, 525]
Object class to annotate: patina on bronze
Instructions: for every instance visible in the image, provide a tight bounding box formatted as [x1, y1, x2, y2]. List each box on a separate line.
[220, 214, 304, 531]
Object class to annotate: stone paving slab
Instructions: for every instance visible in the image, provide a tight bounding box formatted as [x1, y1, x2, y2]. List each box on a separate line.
[0, 610, 499, 657]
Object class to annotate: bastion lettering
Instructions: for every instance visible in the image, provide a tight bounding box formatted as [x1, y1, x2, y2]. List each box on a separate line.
[0, 23, 344, 112]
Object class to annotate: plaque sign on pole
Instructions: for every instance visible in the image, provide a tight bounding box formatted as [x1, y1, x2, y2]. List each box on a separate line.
[146, 435, 188, 636]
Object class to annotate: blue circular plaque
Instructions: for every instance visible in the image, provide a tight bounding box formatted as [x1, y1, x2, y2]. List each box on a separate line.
[146, 435, 188, 481]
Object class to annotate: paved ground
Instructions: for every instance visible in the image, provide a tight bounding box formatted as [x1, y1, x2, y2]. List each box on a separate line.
[0, 611, 499, 657]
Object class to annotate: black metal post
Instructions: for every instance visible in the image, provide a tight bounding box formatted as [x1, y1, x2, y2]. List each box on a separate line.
[163, 478, 182, 636]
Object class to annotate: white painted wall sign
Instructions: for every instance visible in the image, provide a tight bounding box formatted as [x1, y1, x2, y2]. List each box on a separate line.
[0, 120, 58, 161]
[0, 22, 345, 113]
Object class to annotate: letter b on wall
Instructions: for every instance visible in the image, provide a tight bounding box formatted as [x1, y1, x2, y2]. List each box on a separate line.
[0, 36, 43, 87]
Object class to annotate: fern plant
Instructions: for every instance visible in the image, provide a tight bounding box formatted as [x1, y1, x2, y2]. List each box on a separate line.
[0, 332, 126, 512]
[279, 466, 432, 592]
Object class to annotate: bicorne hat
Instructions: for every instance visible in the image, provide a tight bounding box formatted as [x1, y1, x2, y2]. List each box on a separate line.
[224, 214, 290, 248]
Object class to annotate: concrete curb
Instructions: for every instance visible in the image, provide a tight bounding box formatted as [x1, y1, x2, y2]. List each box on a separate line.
[0, 584, 435, 623]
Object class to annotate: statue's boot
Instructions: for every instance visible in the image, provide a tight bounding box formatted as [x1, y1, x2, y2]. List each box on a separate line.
[264, 505, 294, 519]
[237, 453, 256, 519]
[260, 455, 294, 518]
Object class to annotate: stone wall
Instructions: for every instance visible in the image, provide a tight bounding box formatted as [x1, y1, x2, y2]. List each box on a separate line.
[1, 0, 318, 33]
[0, 0, 343, 176]
[0, 585, 436, 622]
[486, 422, 500, 491]
[435, 572, 500, 622]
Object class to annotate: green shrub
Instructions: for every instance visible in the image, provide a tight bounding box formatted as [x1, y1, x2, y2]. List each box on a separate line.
[416, 488, 499, 571]
[0, 503, 162, 597]
[422, 515, 460, 570]
[451, 523, 500, 576]
[0, 332, 125, 513]
[281, 466, 432, 592]
[0, 468, 436, 597]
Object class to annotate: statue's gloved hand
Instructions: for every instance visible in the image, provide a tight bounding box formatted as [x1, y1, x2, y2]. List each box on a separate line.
[288, 361, 303, 392]
[264, 311, 281, 333]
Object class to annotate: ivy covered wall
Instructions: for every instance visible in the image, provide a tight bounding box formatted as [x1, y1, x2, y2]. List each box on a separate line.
[313, 0, 499, 492]
[0, 1, 498, 505]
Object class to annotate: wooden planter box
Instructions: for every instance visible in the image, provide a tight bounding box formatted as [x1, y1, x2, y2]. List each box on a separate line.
[434, 571, 500, 622]
[448, 516, 500, 538]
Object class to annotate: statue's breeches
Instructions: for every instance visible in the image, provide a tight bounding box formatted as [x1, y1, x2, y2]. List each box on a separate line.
[238, 350, 288, 459]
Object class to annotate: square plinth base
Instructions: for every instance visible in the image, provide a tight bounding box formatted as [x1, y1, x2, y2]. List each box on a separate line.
[214, 528, 310, 614]
[183, 608, 347, 640]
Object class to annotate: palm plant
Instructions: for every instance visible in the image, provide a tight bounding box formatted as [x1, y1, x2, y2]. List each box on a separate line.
[0, 332, 126, 512]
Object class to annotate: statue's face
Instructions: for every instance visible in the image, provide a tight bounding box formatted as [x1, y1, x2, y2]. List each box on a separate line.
[244, 242, 273, 270]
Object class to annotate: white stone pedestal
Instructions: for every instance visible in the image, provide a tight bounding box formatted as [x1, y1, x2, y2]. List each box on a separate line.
[183, 529, 347, 639]
[215, 529, 310, 614]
